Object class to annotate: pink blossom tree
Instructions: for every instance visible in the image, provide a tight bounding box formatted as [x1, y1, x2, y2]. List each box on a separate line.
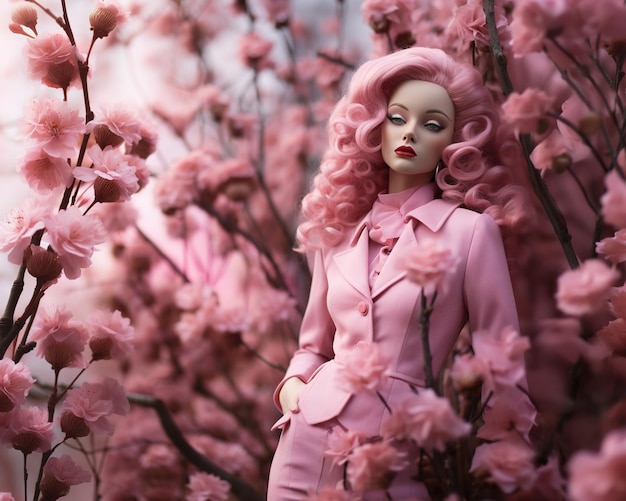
[1, 0, 626, 500]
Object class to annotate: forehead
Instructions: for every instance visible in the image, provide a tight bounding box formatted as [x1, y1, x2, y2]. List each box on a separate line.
[388, 80, 455, 117]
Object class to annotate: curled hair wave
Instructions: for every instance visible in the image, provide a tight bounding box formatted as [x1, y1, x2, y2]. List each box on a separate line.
[297, 47, 525, 251]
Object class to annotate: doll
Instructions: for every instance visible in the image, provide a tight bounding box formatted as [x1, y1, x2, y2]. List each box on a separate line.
[267, 47, 529, 500]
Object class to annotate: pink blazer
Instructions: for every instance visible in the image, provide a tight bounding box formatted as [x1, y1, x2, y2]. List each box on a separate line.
[273, 198, 519, 437]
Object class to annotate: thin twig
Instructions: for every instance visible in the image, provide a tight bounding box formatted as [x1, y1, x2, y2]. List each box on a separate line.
[483, 0, 579, 270]
[128, 393, 265, 501]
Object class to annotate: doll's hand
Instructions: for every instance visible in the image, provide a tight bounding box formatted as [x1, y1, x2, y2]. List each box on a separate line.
[279, 377, 305, 414]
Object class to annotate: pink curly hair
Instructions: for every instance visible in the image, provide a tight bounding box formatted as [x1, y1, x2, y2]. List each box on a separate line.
[296, 47, 526, 251]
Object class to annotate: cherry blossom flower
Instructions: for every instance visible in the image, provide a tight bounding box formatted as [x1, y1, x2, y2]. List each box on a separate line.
[478, 388, 536, 442]
[0, 492, 16, 501]
[448, 0, 506, 51]
[529, 129, 589, 175]
[597, 319, 626, 357]
[346, 440, 407, 492]
[0, 196, 52, 264]
[197, 157, 256, 197]
[576, 0, 626, 41]
[470, 439, 538, 494]
[186, 472, 230, 501]
[501, 88, 554, 135]
[60, 377, 130, 437]
[25, 33, 78, 90]
[509, 0, 570, 55]
[22, 98, 84, 159]
[18, 147, 73, 192]
[93, 201, 138, 233]
[401, 388, 471, 451]
[314, 49, 348, 96]
[449, 352, 488, 393]
[128, 120, 158, 160]
[87, 309, 135, 361]
[260, 0, 290, 25]
[337, 341, 390, 393]
[402, 238, 459, 295]
[40, 454, 91, 500]
[472, 326, 530, 391]
[597, 230, 626, 264]
[88, 106, 143, 146]
[30, 305, 89, 371]
[568, 430, 626, 501]
[555, 259, 619, 316]
[73, 145, 139, 202]
[238, 31, 274, 71]
[361, 0, 414, 38]
[607, 286, 626, 321]
[601, 168, 626, 230]
[529, 455, 567, 501]
[0, 359, 35, 413]
[198, 84, 231, 122]
[45, 205, 108, 279]
[4, 406, 54, 454]
[152, 150, 214, 213]
[324, 426, 363, 468]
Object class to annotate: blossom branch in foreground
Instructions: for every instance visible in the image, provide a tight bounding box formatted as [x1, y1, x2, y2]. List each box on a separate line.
[483, 0, 579, 270]
[127, 392, 264, 501]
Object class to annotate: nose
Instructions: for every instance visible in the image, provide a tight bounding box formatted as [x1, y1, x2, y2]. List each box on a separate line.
[402, 127, 417, 143]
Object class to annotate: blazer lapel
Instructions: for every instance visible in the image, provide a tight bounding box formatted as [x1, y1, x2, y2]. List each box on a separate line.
[333, 225, 371, 300]
[372, 199, 460, 298]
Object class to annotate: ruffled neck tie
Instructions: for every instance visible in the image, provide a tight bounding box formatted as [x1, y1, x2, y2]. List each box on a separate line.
[367, 183, 436, 286]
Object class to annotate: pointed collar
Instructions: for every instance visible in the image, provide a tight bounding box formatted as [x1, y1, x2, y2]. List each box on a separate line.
[348, 184, 460, 246]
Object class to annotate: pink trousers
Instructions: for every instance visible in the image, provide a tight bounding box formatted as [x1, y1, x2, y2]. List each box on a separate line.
[267, 410, 429, 500]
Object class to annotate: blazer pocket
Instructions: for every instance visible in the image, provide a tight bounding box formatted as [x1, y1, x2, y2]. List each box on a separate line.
[298, 362, 352, 425]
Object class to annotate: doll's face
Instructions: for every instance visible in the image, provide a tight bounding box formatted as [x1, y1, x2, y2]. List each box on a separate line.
[381, 80, 455, 192]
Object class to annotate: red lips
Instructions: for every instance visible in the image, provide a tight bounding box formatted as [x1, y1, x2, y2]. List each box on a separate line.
[395, 145, 416, 157]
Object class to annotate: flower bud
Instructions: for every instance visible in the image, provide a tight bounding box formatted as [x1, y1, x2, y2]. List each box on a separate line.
[0, 393, 15, 412]
[90, 7, 117, 39]
[92, 124, 124, 148]
[219, 177, 255, 202]
[89, 336, 114, 361]
[394, 31, 416, 49]
[44, 61, 77, 92]
[25, 245, 62, 285]
[550, 153, 572, 174]
[94, 177, 122, 203]
[40, 474, 71, 501]
[368, 17, 390, 34]
[60, 412, 90, 439]
[11, 2, 38, 36]
[578, 111, 602, 136]
[12, 432, 42, 454]
[606, 39, 626, 59]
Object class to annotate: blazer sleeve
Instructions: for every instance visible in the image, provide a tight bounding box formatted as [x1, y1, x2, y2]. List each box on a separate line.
[463, 213, 519, 335]
[463, 214, 536, 438]
[272, 249, 336, 411]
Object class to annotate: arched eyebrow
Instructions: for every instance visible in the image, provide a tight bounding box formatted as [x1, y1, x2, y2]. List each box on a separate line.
[387, 102, 452, 120]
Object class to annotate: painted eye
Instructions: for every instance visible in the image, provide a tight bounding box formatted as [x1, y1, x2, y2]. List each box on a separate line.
[424, 121, 444, 132]
[387, 114, 405, 125]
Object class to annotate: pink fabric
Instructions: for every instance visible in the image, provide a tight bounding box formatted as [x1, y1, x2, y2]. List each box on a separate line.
[269, 190, 531, 498]
[367, 183, 436, 288]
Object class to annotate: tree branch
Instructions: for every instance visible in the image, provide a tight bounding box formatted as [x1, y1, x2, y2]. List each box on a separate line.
[128, 393, 265, 501]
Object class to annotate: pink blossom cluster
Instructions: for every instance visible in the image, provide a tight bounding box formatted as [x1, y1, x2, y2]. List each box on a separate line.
[4, 0, 626, 499]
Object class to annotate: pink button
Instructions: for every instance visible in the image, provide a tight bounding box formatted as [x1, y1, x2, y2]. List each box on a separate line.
[357, 302, 369, 315]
